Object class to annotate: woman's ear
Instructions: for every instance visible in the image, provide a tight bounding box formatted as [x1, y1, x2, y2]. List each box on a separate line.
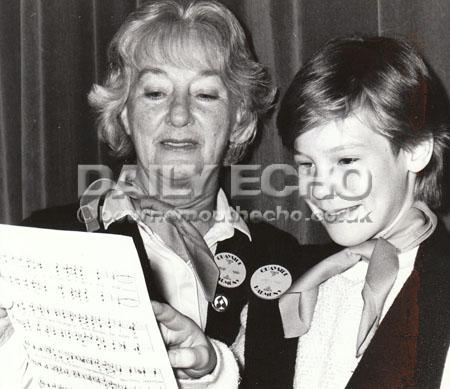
[120, 106, 131, 136]
[406, 137, 434, 173]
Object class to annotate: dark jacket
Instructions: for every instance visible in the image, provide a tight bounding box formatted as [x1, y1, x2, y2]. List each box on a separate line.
[242, 222, 450, 389]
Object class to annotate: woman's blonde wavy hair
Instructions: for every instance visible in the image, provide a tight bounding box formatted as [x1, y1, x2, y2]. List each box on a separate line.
[88, 0, 275, 165]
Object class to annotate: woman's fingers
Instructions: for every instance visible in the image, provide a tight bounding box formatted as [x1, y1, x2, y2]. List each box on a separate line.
[0, 309, 13, 347]
[0, 282, 14, 346]
[169, 345, 209, 369]
[168, 345, 217, 378]
[152, 300, 189, 332]
[151, 300, 217, 378]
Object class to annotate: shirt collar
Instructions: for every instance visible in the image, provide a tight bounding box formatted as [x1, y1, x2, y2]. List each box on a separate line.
[101, 166, 141, 229]
[342, 246, 419, 283]
[203, 188, 251, 247]
[98, 166, 251, 244]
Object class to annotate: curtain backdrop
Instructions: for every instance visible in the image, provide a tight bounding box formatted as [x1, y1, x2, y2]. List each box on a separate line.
[1, 0, 450, 243]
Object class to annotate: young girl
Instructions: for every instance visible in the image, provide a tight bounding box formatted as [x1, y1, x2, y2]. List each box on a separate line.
[238, 36, 450, 388]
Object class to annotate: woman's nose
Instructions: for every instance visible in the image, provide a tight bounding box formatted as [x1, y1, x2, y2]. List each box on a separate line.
[167, 93, 192, 127]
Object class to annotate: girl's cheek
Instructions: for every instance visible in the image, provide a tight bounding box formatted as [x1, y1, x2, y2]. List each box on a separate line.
[336, 168, 372, 200]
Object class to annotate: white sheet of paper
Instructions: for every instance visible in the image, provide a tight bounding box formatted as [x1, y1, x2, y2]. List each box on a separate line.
[0, 224, 178, 389]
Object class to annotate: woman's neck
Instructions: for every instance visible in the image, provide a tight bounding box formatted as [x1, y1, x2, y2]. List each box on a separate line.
[135, 165, 220, 235]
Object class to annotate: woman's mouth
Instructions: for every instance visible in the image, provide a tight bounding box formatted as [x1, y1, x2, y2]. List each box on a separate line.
[160, 139, 199, 151]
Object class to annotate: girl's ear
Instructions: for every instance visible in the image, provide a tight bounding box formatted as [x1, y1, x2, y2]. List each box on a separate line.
[406, 137, 434, 173]
[120, 106, 131, 136]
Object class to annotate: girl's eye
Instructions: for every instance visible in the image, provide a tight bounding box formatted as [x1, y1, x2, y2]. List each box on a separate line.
[298, 162, 315, 175]
[338, 158, 359, 166]
[144, 91, 165, 100]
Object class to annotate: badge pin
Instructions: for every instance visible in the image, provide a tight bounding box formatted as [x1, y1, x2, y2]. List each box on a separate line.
[212, 294, 229, 312]
[250, 264, 292, 300]
[214, 252, 246, 288]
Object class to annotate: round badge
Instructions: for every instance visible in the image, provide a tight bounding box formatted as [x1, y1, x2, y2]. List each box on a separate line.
[214, 252, 246, 288]
[250, 264, 292, 300]
[212, 294, 229, 312]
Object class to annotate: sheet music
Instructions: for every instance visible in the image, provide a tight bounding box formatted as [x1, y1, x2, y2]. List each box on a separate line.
[0, 224, 178, 389]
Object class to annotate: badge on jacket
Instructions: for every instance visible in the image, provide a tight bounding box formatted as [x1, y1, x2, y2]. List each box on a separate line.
[250, 264, 292, 300]
[214, 252, 246, 288]
[212, 294, 229, 312]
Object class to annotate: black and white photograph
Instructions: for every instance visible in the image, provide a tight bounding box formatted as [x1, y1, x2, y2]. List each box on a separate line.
[0, 1, 449, 388]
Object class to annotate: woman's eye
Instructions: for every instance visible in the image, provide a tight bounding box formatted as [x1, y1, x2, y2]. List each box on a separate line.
[144, 91, 165, 100]
[196, 93, 219, 101]
[338, 158, 359, 166]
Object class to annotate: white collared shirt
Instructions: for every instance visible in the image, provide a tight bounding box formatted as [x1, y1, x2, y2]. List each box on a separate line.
[100, 167, 251, 330]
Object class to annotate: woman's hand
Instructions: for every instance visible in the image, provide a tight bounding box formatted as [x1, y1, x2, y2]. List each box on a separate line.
[0, 291, 14, 347]
[0, 308, 13, 346]
[152, 301, 217, 379]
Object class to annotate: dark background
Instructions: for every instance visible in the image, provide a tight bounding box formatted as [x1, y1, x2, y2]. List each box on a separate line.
[1, 0, 450, 243]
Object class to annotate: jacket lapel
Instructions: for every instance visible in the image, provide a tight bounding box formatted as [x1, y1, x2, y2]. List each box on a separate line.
[347, 223, 450, 388]
[205, 230, 253, 345]
[98, 220, 165, 303]
[242, 242, 340, 389]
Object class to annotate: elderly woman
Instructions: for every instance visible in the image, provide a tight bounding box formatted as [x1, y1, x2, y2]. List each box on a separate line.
[0, 1, 301, 387]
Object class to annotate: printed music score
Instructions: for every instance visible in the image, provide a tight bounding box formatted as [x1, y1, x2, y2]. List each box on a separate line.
[0, 224, 177, 389]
